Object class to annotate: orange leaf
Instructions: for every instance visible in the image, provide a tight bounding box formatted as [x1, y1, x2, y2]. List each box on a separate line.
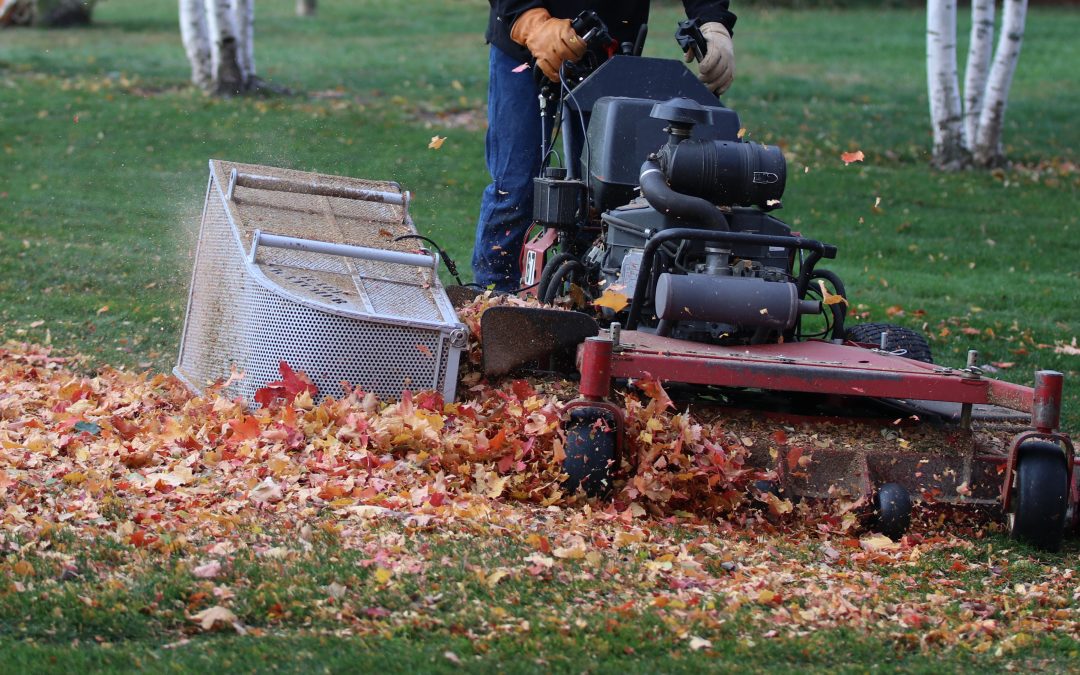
[428, 135, 446, 150]
[841, 150, 865, 165]
[593, 289, 629, 313]
[635, 374, 673, 410]
[228, 415, 261, 441]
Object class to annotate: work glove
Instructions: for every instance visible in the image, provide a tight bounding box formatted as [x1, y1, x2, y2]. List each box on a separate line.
[510, 7, 587, 82]
[690, 22, 735, 95]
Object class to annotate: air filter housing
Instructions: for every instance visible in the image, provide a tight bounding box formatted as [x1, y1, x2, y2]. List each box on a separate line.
[175, 160, 467, 405]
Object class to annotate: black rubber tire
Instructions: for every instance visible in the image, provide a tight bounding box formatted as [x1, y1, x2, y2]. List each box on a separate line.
[873, 482, 913, 540]
[1008, 441, 1068, 552]
[562, 407, 618, 497]
[845, 322, 933, 364]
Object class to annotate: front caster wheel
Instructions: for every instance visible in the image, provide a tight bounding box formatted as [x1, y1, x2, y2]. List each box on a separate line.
[1008, 441, 1068, 552]
[873, 482, 912, 540]
[562, 406, 618, 497]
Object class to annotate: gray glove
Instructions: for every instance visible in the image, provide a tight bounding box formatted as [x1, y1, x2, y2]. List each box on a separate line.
[695, 22, 735, 94]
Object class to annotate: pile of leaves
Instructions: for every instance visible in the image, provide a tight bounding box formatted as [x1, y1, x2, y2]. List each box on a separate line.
[1, 330, 1077, 653]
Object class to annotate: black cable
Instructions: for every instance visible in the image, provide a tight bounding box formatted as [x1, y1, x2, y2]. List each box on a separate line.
[543, 259, 588, 304]
[393, 234, 463, 286]
[536, 252, 579, 302]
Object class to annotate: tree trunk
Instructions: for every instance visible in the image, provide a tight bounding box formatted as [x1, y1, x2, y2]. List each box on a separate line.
[235, 0, 255, 79]
[962, 0, 995, 145]
[926, 0, 968, 170]
[295, 0, 315, 17]
[34, 0, 94, 26]
[203, 0, 250, 96]
[972, 0, 1028, 167]
[179, 0, 213, 91]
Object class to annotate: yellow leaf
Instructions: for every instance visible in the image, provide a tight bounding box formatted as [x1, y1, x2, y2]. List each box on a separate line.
[428, 135, 446, 150]
[756, 589, 776, 604]
[486, 569, 510, 587]
[374, 567, 393, 584]
[190, 605, 239, 631]
[592, 289, 629, 312]
[817, 279, 848, 306]
[860, 533, 901, 552]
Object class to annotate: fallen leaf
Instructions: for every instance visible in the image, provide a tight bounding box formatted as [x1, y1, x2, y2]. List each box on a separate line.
[190, 605, 239, 631]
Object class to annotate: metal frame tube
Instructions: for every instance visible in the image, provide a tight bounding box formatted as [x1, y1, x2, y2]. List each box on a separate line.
[251, 230, 437, 269]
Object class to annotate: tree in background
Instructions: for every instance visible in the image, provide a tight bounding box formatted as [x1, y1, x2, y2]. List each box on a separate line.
[927, 0, 1028, 169]
[179, 0, 257, 96]
[296, 0, 315, 17]
[1, 0, 98, 27]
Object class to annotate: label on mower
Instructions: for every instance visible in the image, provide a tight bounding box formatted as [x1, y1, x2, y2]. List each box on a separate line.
[620, 249, 644, 298]
[524, 250, 538, 286]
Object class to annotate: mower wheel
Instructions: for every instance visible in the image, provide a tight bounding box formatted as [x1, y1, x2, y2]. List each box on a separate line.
[1008, 441, 1068, 552]
[562, 406, 618, 497]
[845, 323, 933, 363]
[873, 482, 912, 540]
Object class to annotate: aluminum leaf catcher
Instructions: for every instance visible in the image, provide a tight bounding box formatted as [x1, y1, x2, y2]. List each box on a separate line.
[175, 160, 467, 405]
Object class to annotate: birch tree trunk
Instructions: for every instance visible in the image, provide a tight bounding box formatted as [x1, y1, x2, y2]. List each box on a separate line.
[962, 0, 995, 145]
[972, 0, 1027, 167]
[926, 0, 968, 170]
[235, 0, 255, 80]
[203, 0, 249, 96]
[179, 0, 213, 91]
[296, 0, 315, 17]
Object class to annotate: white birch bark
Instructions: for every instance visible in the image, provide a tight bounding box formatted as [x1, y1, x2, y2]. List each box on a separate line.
[235, 0, 256, 79]
[973, 0, 1028, 167]
[926, 0, 967, 169]
[179, 0, 213, 91]
[962, 0, 995, 145]
[296, 0, 316, 17]
[203, 0, 247, 95]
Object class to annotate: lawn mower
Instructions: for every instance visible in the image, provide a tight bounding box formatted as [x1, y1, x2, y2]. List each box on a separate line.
[477, 12, 1076, 550]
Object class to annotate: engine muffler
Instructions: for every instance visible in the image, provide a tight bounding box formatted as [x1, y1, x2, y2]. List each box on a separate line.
[654, 273, 821, 330]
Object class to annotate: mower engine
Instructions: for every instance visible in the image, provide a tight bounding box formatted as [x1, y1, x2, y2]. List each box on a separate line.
[530, 89, 832, 346]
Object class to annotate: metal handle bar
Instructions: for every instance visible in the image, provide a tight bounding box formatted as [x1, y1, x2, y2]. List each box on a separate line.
[250, 230, 438, 278]
[227, 168, 410, 211]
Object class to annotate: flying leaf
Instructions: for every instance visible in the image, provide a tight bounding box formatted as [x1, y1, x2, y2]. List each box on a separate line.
[841, 150, 865, 165]
[817, 280, 847, 306]
[511, 62, 530, 73]
[593, 289, 629, 312]
[428, 136, 446, 150]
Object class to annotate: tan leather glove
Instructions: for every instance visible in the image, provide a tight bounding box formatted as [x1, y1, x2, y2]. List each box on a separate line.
[695, 22, 735, 94]
[511, 7, 587, 82]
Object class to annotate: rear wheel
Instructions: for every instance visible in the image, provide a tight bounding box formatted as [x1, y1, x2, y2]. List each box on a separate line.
[1008, 441, 1068, 552]
[846, 322, 933, 364]
[873, 482, 912, 540]
[562, 406, 618, 497]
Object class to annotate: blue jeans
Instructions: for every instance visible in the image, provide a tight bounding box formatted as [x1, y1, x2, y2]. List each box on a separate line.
[472, 45, 544, 292]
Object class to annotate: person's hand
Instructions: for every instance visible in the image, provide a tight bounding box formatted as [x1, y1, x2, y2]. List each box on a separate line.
[511, 7, 587, 82]
[692, 22, 735, 94]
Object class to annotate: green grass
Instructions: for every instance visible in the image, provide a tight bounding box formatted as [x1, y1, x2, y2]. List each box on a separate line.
[2, 523, 1077, 672]
[1, 0, 1078, 669]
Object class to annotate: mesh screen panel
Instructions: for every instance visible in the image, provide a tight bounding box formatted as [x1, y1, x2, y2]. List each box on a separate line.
[175, 161, 465, 404]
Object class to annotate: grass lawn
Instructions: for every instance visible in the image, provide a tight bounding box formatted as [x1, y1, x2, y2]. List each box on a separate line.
[1, 0, 1078, 670]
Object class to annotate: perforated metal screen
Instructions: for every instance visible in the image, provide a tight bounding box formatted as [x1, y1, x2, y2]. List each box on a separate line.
[175, 160, 466, 404]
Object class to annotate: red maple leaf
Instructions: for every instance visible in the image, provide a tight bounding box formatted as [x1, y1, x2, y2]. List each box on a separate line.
[253, 361, 318, 407]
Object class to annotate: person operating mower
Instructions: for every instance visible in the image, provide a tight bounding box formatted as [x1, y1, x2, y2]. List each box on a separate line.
[473, 1, 738, 292]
